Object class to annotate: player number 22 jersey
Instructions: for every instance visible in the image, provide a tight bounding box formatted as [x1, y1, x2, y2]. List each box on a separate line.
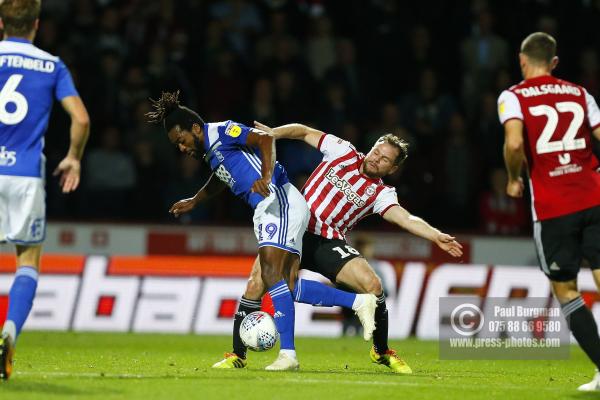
[498, 75, 600, 221]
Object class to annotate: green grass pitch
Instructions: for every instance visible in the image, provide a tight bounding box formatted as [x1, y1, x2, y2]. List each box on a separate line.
[1, 332, 597, 399]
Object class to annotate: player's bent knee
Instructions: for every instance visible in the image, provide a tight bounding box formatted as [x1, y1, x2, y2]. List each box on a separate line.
[258, 246, 288, 286]
[259, 261, 281, 287]
[555, 290, 581, 304]
[551, 281, 580, 304]
[245, 277, 265, 299]
[366, 276, 383, 296]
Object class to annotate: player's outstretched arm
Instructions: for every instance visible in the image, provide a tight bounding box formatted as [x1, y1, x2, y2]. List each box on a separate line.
[254, 121, 323, 149]
[382, 205, 463, 258]
[247, 129, 275, 197]
[169, 173, 226, 217]
[54, 96, 90, 193]
[503, 119, 526, 198]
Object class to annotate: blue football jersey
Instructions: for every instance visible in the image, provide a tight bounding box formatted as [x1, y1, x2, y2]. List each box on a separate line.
[203, 120, 289, 209]
[0, 37, 79, 178]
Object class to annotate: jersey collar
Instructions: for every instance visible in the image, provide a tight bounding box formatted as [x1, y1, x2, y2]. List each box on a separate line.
[4, 37, 32, 44]
[523, 75, 554, 84]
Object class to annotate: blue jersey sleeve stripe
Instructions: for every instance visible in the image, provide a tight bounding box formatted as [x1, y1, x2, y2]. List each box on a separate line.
[240, 149, 262, 174]
[246, 147, 264, 168]
[206, 123, 220, 148]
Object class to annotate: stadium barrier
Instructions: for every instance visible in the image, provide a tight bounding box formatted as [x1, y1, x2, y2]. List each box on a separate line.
[29, 222, 539, 264]
[2, 253, 599, 338]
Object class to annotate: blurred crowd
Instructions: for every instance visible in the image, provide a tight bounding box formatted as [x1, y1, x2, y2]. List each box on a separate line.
[33, 0, 600, 233]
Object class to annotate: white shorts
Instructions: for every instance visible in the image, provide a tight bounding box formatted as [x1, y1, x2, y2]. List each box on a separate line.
[253, 182, 309, 257]
[0, 175, 46, 244]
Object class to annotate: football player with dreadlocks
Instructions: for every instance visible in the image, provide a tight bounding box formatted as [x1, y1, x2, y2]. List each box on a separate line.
[147, 91, 377, 371]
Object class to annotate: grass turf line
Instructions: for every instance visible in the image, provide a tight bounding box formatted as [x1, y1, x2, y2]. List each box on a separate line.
[1, 332, 596, 400]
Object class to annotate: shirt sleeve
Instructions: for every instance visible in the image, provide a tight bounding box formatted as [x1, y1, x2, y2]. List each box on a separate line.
[218, 120, 253, 146]
[372, 186, 400, 215]
[54, 60, 79, 101]
[497, 90, 523, 124]
[318, 134, 355, 162]
[584, 89, 600, 130]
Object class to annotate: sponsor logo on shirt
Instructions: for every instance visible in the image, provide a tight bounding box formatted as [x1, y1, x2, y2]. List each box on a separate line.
[325, 168, 366, 207]
[549, 153, 583, 177]
[225, 124, 242, 138]
[0, 146, 16, 166]
[558, 153, 570, 165]
[214, 164, 236, 188]
[213, 148, 224, 163]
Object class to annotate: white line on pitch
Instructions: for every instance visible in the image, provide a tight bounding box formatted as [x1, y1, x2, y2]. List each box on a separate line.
[15, 371, 562, 391]
[16, 371, 159, 379]
[282, 377, 559, 392]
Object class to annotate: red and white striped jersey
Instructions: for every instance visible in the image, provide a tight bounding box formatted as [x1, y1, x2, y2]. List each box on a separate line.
[301, 134, 399, 239]
[498, 75, 600, 220]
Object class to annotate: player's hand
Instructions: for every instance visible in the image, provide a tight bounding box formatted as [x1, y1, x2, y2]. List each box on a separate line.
[435, 233, 463, 258]
[506, 177, 524, 198]
[251, 177, 271, 198]
[169, 197, 198, 217]
[53, 156, 81, 193]
[254, 121, 275, 137]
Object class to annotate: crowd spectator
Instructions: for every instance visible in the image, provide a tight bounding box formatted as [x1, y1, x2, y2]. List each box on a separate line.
[25, 0, 599, 235]
[479, 168, 528, 234]
[84, 126, 137, 218]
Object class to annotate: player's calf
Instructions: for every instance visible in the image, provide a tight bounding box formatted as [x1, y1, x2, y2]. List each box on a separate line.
[231, 297, 261, 360]
[292, 279, 377, 340]
[560, 295, 600, 370]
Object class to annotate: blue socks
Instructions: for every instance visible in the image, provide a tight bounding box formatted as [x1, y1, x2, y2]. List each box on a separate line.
[267, 279, 358, 352]
[292, 278, 356, 309]
[268, 280, 296, 350]
[3, 266, 38, 343]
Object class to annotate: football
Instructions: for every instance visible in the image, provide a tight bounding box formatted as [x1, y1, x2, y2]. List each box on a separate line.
[239, 311, 279, 352]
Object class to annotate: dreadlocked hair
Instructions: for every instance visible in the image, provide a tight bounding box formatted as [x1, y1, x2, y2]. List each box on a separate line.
[146, 90, 204, 133]
[146, 90, 181, 124]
